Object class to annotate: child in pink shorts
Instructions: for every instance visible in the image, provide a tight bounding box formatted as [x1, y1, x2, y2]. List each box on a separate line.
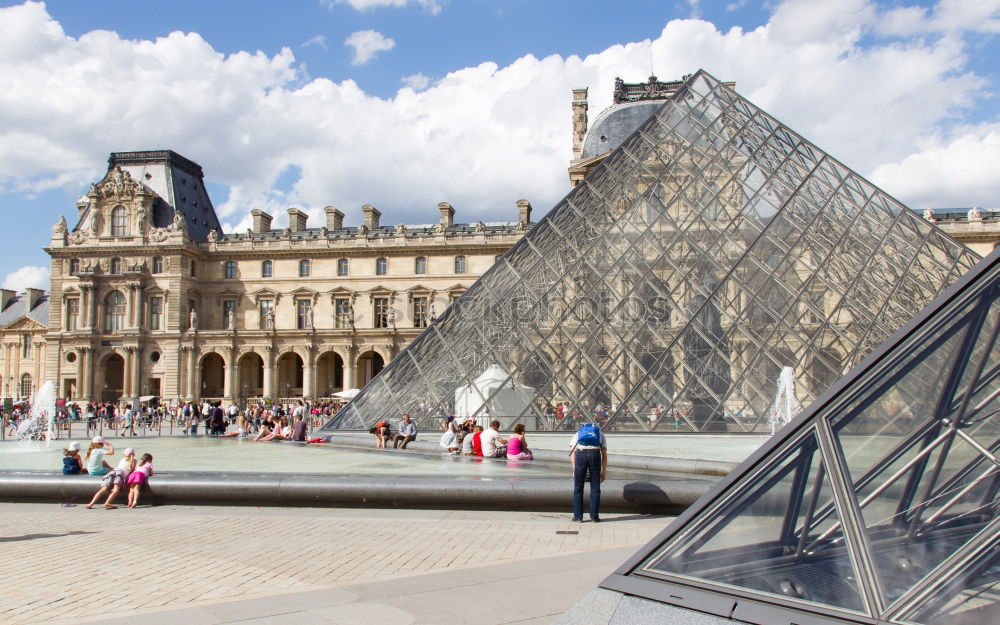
[126, 453, 154, 508]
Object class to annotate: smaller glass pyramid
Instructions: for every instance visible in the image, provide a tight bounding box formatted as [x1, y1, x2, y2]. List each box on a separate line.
[602, 249, 1000, 624]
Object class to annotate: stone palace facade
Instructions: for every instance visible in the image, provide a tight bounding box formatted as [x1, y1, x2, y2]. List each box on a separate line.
[38, 150, 529, 405]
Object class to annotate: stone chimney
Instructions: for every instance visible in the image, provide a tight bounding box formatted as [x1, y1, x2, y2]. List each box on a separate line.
[0, 289, 14, 311]
[517, 199, 532, 226]
[251, 210, 273, 233]
[571, 87, 588, 160]
[287, 208, 309, 232]
[24, 288, 44, 311]
[438, 202, 455, 229]
[362, 204, 381, 231]
[325, 206, 344, 231]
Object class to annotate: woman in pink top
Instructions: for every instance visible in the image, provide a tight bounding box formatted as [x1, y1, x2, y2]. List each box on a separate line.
[507, 423, 533, 460]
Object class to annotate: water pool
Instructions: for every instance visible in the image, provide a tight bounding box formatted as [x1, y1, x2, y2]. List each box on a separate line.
[0, 437, 677, 480]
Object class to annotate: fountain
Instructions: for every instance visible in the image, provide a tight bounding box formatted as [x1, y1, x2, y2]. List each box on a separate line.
[15, 381, 57, 441]
[768, 366, 802, 436]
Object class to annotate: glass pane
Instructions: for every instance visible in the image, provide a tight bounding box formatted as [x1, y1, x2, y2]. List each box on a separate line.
[643, 430, 866, 613]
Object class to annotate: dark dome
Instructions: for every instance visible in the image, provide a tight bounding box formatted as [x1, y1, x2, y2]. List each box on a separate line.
[581, 101, 663, 159]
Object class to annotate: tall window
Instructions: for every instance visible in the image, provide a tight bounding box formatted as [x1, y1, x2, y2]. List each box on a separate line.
[110, 257, 121, 274]
[19, 373, 31, 398]
[373, 297, 389, 328]
[149, 296, 163, 330]
[151, 256, 163, 274]
[190, 261, 196, 277]
[66, 298, 79, 331]
[376, 257, 387, 276]
[261, 260, 273, 277]
[69, 258, 80, 275]
[224, 261, 237, 279]
[454, 255, 467, 273]
[337, 258, 349, 276]
[223, 300, 237, 329]
[259, 299, 274, 329]
[296, 299, 312, 329]
[110, 206, 127, 237]
[335, 298, 352, 328]
[21, 334, 31, 358]
[105, 291, 126, 331]
[412, 297, 428, 328]
[299, 259, 311, 277]
[414, 257, 427, 274]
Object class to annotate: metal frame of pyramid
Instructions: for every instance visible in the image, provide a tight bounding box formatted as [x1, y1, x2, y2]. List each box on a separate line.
[324, 70, 980, 433]
[602, 248, 1000, 624]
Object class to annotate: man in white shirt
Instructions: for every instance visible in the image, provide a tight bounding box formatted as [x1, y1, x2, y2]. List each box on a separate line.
[393, 413, 418, 449]
[481, 420, 508, 458]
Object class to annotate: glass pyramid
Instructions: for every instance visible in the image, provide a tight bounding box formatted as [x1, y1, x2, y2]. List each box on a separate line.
[602, 249, 1000, 624]
[324, 70, 980, 433]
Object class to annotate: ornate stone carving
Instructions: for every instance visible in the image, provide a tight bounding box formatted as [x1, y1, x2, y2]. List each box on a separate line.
[475, 221, 486, 233]
[53, 215, 67, 234]
[968, 206, 984, 222]
[68, 230, 89, 245]
[357, 224, 369, 236]
[189, 308, 198, 330]
[281, 228, 292, 239]
[435, 222, 447, 234]
[150, 227, 169, 242]
[923, 209, 935, 221]
[517, 220, 528, 232]
[207, 229, 218, 242]
[95, 166, 143, 200]
[395, 223, 407, 236]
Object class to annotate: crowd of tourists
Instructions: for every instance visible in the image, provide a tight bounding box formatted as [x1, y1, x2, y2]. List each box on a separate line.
[370, 413, 534, 460]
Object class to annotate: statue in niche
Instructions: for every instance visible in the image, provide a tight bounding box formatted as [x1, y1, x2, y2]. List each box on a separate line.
[227, 308, 236, 330]
[306, 307, 314, 329]
[265, 308, 275, 330]
[189, 308, 198, 331]
[90, 210, 102, 236]
[53, 215, 67, 234]
[135, 204, 148, 234]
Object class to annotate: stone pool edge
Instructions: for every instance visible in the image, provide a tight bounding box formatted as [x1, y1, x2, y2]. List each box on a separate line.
[0, 472, 712, 513]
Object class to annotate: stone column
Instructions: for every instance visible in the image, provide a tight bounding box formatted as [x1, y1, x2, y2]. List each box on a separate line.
[222, 347, 235, 401]
[342, 346, 356, 391]
[186, 347, 197, 401]
[302, 346, 315, 400]
[122, 348, 132, 397]
[81, 347, 93, 399]
[261, 347, 273, 400]
[80, 285, 92, 330]
[131, 347, 142, 399]
[89, 287, 98, 331]
[74, 348, 84, 399]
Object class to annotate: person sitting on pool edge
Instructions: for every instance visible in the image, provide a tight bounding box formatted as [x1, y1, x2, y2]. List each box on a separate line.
[481, 420, 508, 458]
[85, 436, 115, 476]
[392, 413, 418, 449]
[371, 420, 391, 448]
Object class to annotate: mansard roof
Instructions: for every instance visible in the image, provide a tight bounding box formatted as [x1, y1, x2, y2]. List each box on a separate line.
[0, 292, 48, 329]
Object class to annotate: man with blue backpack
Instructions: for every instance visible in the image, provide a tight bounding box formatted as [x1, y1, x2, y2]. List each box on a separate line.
[570, 421, 607, 522]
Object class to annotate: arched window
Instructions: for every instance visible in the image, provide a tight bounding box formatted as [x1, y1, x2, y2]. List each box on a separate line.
[110, 205, 127, 237]
[299, 259, 311, 277]
[337, 258, 349, 276]
[151, 256, 163, 274]
[414, 256, 427, 274]
[110, 257, 121, 274]
[376, 257, 387, 276]
[105, 291, 126, 331]
[261, 260, 273, 278]
[454, 255, 467, 274]
[19, 373, 32, 398]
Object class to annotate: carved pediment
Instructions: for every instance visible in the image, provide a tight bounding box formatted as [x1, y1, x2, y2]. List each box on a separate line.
[4, 317, 47, 332]
[93, 166, 145, 201]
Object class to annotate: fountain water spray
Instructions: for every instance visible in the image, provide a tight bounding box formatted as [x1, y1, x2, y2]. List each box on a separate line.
[15, 381, 57, 441]
[768, 367, 802, 436]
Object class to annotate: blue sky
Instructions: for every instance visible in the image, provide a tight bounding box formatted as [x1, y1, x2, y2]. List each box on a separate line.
[0, 0, 998, 291]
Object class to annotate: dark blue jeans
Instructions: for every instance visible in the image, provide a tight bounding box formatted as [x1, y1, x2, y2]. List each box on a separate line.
[573, 448, 602, 520]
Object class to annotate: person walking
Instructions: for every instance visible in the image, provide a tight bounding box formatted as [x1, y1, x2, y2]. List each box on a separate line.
[570, 421, 607, 523]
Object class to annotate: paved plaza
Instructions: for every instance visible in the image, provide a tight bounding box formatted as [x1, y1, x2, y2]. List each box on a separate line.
[0, 502, 671, 625]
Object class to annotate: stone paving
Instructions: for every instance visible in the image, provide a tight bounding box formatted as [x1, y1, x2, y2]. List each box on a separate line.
[0, 503, 671, 624]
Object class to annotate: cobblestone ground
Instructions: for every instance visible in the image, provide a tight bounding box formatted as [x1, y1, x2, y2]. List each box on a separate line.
[0, 504, 668, 624]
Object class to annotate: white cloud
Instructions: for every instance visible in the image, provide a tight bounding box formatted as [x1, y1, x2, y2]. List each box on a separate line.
[401, 72, 430, 90]
[879, 0, 1000, 35]
[322, 0, 442, 15]
[0, 0, 996, 234]
[301, 34, 327, 51]
[870, 126, 1000, 209]
[344, 29, 395, 65]
[3, 265, 50, 292]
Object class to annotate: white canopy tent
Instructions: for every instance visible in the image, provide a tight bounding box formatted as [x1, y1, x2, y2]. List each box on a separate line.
[454, 364, 537, 429]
